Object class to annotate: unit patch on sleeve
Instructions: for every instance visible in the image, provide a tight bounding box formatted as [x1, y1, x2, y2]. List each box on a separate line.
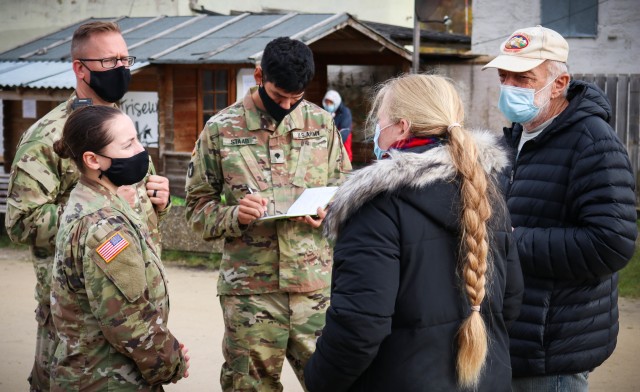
[96, 232, 130, 263]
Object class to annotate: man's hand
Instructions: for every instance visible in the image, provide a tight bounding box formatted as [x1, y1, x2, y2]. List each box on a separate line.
[146, 175, 170, 211]
[238, 194, 268, 225]
[291, 206, 327, 228]
[174, 343, 190, 382]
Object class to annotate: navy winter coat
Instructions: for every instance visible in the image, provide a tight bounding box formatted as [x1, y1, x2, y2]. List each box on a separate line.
[334, 102, 352, 142]
[504, 80, 637, 377]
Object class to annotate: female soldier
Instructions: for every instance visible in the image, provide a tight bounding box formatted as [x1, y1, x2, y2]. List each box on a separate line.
[50, 106, 189, 390]
[304, 74, 523, 391]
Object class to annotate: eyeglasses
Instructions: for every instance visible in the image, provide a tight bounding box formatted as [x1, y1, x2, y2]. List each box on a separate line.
[79, 56, 136, 69]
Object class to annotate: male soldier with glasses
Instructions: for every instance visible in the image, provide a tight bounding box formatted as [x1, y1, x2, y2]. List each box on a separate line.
[5, 21, 171, 391]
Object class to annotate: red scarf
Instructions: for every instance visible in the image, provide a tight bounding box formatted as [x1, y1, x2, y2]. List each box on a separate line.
[389, 136, 441, 151]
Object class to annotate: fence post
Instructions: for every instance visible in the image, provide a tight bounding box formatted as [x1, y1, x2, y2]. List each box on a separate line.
[605, 75, 618, 128]
[616, 74, 630, 145]
[595, 74, 607, 93]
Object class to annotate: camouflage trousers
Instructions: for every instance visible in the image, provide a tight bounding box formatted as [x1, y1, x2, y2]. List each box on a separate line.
[219, 287, 330, 392]
[29, 253, 56, 392]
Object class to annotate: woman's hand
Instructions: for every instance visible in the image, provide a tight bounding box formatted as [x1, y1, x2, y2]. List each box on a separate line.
[175, 343, 190, 381]
[146, 175, 170, 211]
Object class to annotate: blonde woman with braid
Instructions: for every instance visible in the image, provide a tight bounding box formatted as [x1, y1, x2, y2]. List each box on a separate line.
[304, 74, 523, 392]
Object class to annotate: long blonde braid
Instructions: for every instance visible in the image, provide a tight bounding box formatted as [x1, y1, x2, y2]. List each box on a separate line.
[448, 125, 491, 389]
[370, 74, 492, 388]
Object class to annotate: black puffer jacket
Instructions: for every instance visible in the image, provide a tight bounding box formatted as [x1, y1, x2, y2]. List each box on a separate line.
[504, 80, 637, 377]
[304, 131, 524, 392]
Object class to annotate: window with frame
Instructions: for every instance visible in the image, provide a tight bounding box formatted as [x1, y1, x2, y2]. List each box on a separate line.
[201, 69, 229, 126]
[541, 0, 598, 38]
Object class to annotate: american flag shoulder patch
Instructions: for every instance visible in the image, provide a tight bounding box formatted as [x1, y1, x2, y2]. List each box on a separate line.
[96, 232, 129, 263]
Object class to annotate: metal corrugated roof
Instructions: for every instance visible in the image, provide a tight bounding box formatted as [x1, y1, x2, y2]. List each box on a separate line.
[0, 61, 148, 89]
[1, 13, 409, 63]
[0, 62, 70, 88]
[0, 13, 411, 89]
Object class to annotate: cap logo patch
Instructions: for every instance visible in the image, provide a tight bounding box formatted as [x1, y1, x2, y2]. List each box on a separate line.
[504, 33, 530, 52]
[97, 232, 129, 263]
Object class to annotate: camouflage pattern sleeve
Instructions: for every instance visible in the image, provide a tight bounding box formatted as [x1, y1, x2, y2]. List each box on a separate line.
[84, 221, 186, 385]
[326, 121, 352, 185]
[5, 163, 62, 247]
[185, 122, 244, 241]
[5, 128, 77, 254]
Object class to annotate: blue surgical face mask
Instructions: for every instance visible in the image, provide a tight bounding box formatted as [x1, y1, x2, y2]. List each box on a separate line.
[373, 122, 394, 160]
[498, 78, 555, 123]
[323, 103, 336, 113]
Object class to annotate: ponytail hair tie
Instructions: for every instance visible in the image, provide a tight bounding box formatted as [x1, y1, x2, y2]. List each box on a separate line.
[447, 123, 461, 132]
[65, 141, 77, 159]
[470, 305, 480, 312]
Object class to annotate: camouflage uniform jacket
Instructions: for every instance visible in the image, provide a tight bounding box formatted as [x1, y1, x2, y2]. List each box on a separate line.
[51, 178, 185, 391]
[5, 93, 168, 315]
[185, 87, 351, 295]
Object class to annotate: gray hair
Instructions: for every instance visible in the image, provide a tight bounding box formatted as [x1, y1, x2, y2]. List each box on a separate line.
[546, 60, 570, 97]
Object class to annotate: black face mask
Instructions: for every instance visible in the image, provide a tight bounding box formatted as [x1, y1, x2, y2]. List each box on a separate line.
[84, 66, 131, 103]
[98, 150, 149, 186]
[258, 85, 303, 124]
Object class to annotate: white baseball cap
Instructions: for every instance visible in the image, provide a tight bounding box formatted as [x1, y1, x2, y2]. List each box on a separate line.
[483, 25, 569, 72]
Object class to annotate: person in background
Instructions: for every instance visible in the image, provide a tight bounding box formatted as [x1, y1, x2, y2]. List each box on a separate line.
[4, 21, 171, 391]
[185, 37, 350, 391]
[304, 74, 523, 391]
[323, 90, 353, 161]
[483, 25, 637, 391]
[50, 105, 188, 390]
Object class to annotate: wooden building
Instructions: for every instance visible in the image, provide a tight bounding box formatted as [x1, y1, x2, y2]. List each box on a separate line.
[0, 13, 419, 195]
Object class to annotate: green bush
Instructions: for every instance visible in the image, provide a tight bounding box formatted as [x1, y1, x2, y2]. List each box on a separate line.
[619, 256, 639, 298]
[170, 194, 226, 207]
[619, 221, 640, 298]
[162, 249, 221, 270]
[170, 195, 186, 207]
[0, 231, 28, 250]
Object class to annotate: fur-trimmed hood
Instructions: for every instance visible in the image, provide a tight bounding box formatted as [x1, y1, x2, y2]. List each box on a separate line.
[324, 129, 510, 240]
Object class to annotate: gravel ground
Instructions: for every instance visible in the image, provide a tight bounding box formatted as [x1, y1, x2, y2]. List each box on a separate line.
[1, 248, 637, 391]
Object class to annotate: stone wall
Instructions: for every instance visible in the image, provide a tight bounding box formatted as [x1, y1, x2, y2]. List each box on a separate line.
[159, 205, 223, 254]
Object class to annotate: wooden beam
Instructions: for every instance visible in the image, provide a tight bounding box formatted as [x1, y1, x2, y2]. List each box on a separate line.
[314, 52, 409, 66]
[345, 19, 412, 61]
[0, 89, 71, 101]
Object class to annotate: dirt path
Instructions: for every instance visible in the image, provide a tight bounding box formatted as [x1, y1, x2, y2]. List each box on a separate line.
[1, 249, 638, 391]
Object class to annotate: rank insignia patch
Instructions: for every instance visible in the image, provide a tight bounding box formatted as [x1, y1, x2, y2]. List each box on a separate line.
[97, 232, 129, 263]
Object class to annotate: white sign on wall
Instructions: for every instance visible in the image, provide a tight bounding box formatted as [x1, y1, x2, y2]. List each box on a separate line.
[22, 99, 36, 118]
[120, 91, 159, 147]
[237, 68, 256, 102]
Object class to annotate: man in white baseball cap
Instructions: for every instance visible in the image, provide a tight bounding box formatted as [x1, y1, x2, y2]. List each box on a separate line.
[485, 25, 637, 392]
[484, 25, 568, 72]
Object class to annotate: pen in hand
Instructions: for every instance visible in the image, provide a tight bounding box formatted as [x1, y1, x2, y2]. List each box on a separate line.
[246, 186, 268, 217]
